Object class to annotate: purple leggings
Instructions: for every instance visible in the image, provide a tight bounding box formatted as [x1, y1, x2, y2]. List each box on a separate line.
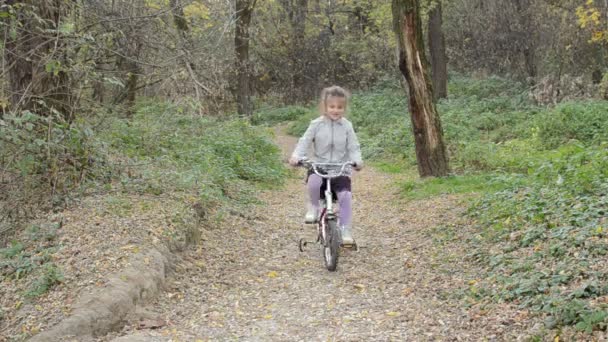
[307, 174, 352, 227]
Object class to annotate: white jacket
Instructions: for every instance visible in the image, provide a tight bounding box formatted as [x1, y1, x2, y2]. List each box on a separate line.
[291, 116, 363, 166]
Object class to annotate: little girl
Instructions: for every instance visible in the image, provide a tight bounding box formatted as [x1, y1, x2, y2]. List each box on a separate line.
[288, 85, 363, 244]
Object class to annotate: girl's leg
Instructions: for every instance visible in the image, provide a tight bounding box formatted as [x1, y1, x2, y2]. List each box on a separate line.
[307, 173, 323, 211]
[336, 191, 352, 227]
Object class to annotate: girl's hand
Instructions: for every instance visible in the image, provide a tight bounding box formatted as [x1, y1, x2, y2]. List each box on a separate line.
[288, 157, 300, 167]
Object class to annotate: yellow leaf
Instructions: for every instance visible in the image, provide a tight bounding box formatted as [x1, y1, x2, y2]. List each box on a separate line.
[267, 271, 278, 278]
[597, 226, 604, 234]
[386, 311, 400, 317]
[554, 336, 560, 342]
[468, 279, 477, 285]
[263, 314, 272, 319]
[15, 301, 22, 309]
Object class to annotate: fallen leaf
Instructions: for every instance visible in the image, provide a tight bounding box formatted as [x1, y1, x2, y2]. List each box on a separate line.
[267, 271, 278, 278]
[137, 318, 166, 330]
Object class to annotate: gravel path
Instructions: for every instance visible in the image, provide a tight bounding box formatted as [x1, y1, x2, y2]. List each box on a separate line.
[103, 127, 541, 341]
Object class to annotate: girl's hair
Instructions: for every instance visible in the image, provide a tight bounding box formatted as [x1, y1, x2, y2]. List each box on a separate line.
[319, 85, 350, 113]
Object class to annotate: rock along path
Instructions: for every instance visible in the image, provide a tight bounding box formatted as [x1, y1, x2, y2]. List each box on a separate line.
[103, 126, 538, 341]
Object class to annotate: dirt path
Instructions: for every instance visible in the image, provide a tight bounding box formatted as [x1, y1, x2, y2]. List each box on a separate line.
[103, 127, 539, 341]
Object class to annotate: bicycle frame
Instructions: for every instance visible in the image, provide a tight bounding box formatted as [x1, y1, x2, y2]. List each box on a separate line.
[302, 161, 352, 234]
[297, 160, 357, 270]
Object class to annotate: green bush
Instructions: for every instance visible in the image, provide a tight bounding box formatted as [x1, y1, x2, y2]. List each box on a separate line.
[536, 101, 608, 149]
[252, 106, 312, 125]
[25, 263, 64, 297]
[102, 100, 286, 207]
[0, 111, 105, 220]
[467, 145, 608, 330]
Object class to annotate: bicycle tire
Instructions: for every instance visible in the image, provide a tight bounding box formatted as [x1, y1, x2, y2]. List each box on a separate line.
[323, 218, 340, 271]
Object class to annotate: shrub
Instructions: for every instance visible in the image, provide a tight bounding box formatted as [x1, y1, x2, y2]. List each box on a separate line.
[102, 100, 286, 208]
[252, 106, 312, 125]
[0, 111, 105, 224]
[536, 101, 608, 149]
[467, 145, 608, 330]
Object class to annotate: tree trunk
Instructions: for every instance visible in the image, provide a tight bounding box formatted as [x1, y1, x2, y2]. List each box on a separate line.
[124, 60, 140, 118]
[427, 0, 448, 101]
[292, 0, 308, 103]
[170, 0, 211, 114]
[392, 0, 449, 177]
[169, 0, 189, 33]
[514, 0, 536, 79]
[235, 0, 255, 117]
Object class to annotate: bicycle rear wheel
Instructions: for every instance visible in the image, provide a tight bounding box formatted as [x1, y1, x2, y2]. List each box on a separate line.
[323, 218, 340, 271]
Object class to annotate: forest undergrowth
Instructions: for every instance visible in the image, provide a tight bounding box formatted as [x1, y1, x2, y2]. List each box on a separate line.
[257, 74, 608, 336]
[1, 75, 607, 340]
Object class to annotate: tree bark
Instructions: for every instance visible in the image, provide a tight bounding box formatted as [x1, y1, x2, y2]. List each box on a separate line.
[514, 0, 537, 79]
[235, 0, 256, 117]
[392, 0, 449, 177]
[427, 0, 448, 101]
[292, 0, 308, 103]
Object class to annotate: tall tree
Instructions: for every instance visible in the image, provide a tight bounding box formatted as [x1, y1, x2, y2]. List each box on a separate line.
[427, 0, 448, 100]
[392, 0, 449, 177]
[278, 0, 309, 103]
[169, 0, 210, 114]
[292, 0, 308, 103]
[514, 0, 537, 79]
[235, 0, 257, 117]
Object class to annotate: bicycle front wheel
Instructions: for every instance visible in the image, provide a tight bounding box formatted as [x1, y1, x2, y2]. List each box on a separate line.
[323, 219, 340, 272]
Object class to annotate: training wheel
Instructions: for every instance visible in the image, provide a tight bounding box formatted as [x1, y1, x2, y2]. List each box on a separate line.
[298, 238, 306, 252]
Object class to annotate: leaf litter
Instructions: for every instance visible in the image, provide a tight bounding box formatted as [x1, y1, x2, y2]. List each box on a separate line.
[100, 127, 558, 341]
[3, 126, 596, 341]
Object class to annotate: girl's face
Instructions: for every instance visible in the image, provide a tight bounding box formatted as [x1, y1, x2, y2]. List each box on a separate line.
[324, 96, 346, 121]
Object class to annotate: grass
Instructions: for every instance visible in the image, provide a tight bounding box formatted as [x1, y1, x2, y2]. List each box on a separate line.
[399, 173, 517, 201]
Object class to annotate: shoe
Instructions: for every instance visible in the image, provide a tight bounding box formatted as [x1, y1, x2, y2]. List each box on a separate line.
[304, 205, 318, 223]
[341, 225, 354, 245]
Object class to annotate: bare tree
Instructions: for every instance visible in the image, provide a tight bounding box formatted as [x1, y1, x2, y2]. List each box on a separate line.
[235, 0, 257, 117]
[279, 0, 309, 103]
[514, 0, 537, 79]
[428, 0, 448, 100]
[2, 0, 74, 120]
[392, 0, 449, 177]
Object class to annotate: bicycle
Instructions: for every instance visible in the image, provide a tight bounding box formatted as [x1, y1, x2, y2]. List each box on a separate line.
[297, 159, 358, 272]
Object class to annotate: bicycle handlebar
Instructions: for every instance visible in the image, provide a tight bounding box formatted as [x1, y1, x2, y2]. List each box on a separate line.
[297, 159, 355, 178]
